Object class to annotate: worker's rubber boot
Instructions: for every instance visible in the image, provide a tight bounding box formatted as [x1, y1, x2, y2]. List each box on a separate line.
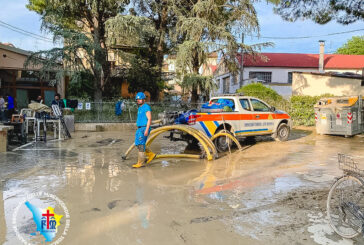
[145, 148, 156, 164]
[132, 152, 146, 168]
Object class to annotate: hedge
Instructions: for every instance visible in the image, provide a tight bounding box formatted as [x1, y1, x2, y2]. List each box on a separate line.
[289, 94, 333, 126]
[236, 83, 333, 126]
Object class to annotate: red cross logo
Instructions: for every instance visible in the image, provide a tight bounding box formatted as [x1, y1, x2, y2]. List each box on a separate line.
[42, 209, 54, 229]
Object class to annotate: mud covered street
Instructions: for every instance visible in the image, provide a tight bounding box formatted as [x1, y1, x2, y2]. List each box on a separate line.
[1, 128, 364, 245]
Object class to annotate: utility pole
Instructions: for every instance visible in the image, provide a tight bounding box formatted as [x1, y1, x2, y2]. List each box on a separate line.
[239, 33, 244, 87]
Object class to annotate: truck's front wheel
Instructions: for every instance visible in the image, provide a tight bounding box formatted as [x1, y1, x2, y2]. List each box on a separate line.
[274, 123, 290, 142]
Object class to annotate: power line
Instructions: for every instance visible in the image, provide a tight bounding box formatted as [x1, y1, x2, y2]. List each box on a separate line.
[247, 28, 364, 40]
[0, 19, 54, 43]
[1, 18, 363, 44]
[0, 20, 52, 40]
[0, 23, 53, 43]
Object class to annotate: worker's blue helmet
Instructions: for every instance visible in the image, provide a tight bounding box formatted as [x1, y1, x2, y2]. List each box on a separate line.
[135, 92, 146, 100]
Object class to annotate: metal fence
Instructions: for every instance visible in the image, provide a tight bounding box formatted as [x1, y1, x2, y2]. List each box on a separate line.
[69, 100, 295, 123]
[69, 101, 204, 123]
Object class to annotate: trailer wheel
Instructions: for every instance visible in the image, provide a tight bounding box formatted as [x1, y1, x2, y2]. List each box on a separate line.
[187, 137, 200, 148]
[275, 123, 290, 142]
[214, 129, 233, 152]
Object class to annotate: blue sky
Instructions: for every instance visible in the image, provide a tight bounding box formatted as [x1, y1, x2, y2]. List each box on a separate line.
[0, 0, 363, 54]
[0, 0, 59, 51]
[250, 2, 364, 54]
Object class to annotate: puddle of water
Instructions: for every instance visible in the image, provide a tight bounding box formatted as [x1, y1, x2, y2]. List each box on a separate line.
[2, 130, 364, 244]
[274, 175, 303, 193]
[307, 212, 354, 245]
[303, 173, 336, 183]
[229, 209, 279, 240]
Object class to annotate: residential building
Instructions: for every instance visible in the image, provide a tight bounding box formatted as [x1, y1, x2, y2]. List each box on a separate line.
[213, 44, 364, 98]
[0, 42, 66, 109]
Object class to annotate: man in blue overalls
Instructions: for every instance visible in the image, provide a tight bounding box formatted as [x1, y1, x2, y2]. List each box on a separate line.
[133, 92, 152, 168]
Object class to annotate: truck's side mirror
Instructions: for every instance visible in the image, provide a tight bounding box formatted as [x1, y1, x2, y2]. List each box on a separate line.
[270, 106, 276, 112]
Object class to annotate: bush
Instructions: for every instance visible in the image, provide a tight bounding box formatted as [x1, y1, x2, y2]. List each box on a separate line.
[236, 83, 290, 112]
[289, 94, 334, 126]
[289, 95, 319, 126]
[236, 83, 284, 104]
[236, 83, 334, 126]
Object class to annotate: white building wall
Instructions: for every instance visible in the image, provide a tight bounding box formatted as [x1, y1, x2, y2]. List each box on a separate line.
[242, 67, 318, 83]
[292, 72, 364, 96]
[230, 74, 241, 93]
[268, 85, 292, 98]
[214, 74, 227, 94]
[214, 73, 241, 94]
[214, 66, 362, 98]
[214, 68, 317, 96]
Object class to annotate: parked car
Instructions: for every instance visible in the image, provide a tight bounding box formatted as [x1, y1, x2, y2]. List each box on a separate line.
[159, 94, 292, 152]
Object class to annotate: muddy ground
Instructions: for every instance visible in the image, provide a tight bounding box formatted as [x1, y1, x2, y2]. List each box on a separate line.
[1, 128, 364, 245]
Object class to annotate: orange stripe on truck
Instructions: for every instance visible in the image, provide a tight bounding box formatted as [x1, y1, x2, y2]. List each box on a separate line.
[196, 113, 290, 122]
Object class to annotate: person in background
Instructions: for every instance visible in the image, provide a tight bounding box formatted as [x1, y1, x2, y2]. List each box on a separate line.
[6, 93, 14, 120]
[0, 95, 5, 121]
[51, 93, 65, 109]
[35, 95, 43, 103]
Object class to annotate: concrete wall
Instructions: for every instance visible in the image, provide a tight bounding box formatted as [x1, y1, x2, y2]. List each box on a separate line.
[0, 187, 5, 245]
[0, 130, 7, 152]
[0, 48, 28, 69]
[0, 47, 41, 70]
[267, 84, 292, 98]
[292, 72, 364, 96]
[75, 123, 136, 131]
[0, 126, 13, 152]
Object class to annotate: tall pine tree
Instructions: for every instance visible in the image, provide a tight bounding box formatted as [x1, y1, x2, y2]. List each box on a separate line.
[173, 0, 271, 103]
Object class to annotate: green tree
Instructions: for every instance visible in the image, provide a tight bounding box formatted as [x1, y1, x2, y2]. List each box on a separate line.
[66, 71, 95, 99]
[26, 0, 150, 101]
[274, 0, 364, 25]
[173, 0, 271, 104]
[107, 1, 176, 100]
[105, 14, 163, 99]
[24, 28, 102, 99]
[236, 83, 293, 113]
[124, 53, 165, 97]
[236, 83, 283, 104]
[336, 36, 364, 55]
[131, 0, 176, 75]
[180, 74, 217, 101]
